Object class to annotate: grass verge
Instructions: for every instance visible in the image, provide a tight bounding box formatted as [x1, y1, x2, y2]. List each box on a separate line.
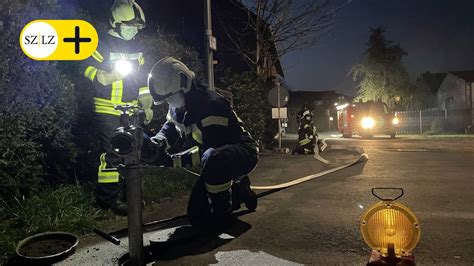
[0, 167, 197, 264]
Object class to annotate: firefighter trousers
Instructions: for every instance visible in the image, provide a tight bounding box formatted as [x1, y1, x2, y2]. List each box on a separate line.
[187, 143, 258, 223]
[95, 114, 124, 208]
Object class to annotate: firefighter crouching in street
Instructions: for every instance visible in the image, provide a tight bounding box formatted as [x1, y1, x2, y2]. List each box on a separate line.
[81, 0, 153, 215]
[292, 105, 320, 155]
[141, 57, 258, 228]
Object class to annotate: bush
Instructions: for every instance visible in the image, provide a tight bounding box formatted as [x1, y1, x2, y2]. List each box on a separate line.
[219, 71, 276, 148]
[0, 1, 82, 201]
[430, 118, 445, 134]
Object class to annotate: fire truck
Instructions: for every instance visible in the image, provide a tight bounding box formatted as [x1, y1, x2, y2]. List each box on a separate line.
[336, 101, 399, 139]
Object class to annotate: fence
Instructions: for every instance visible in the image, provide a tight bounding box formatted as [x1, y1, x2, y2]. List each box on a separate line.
[396, 108, 471, 134]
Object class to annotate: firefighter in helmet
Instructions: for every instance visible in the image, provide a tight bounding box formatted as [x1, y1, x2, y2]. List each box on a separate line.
[81, 0, 153, 215]
[143, 57, 258, 228]
[292, 104, 319, 155]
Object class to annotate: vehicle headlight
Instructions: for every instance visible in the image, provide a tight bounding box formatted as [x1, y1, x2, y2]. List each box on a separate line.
[361, 117, 375, 129]
[115, 60, 133, 77]
[392, 117, 400, 125]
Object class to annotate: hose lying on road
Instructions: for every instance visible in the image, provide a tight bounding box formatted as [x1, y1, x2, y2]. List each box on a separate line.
[181, 139, 369, 191]
[250, 152, 368, 190]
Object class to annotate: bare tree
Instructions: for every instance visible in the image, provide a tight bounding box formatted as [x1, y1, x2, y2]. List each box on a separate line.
[217, 0, 343, 76]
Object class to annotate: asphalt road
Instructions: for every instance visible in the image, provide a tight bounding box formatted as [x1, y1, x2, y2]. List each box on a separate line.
[149, 135, 474, 265]
[62, 135, 473, 265]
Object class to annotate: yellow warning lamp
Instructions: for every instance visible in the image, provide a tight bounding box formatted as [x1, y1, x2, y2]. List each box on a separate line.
[361, 188, 420, 262]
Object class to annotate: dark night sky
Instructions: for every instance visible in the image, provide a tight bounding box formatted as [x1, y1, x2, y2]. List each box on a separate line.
[281, 0, 474, 96]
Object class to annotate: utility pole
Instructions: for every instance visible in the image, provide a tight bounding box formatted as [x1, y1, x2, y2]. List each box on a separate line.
[204, 0, 215, 90]
[276, 80, 282, 150]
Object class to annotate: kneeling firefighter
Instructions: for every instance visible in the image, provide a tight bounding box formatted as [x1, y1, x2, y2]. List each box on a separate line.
[292, 105, 319, 155]
[142, 57, 259, 227]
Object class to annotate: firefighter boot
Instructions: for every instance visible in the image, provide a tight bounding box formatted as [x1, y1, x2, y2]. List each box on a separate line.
[110, 200, 128, 216]
[232, 176, 258, 211]
[207, 189, 235, 228]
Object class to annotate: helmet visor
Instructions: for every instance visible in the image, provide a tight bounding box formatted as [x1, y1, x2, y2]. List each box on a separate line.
[149, 77, 174, 104]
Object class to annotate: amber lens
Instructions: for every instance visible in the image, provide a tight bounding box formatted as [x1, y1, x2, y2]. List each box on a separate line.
[361, 202, 420, 256]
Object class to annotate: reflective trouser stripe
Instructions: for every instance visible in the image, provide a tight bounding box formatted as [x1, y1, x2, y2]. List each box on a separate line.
[299, 138, 312, 146]
[98, 153, 119, 183]
[92, 50, 104, 63]
[201, 116, 229, 127]
[84, 66, 98, 81]
[206, 180, 233, 194]
[111, 80, 123, 104]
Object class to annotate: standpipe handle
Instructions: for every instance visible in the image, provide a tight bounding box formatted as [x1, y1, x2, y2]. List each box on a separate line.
[371, 187, 404, 201]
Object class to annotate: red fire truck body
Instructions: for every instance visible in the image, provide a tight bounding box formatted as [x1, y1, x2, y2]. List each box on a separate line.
[337, 101, 399, 138]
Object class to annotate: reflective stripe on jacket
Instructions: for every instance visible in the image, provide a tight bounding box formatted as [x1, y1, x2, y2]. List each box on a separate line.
[81, 33, 150, 116]
[157, 85, 259, 168]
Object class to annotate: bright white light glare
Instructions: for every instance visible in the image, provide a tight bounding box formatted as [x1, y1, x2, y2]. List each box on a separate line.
[148, 73, 152, 78]
[336, 103, 349, 110]
[357, 203, 364, 209]
[392, 117, 400, 125]
[361, 117, 375, 129]
[115, 60, 133, 76]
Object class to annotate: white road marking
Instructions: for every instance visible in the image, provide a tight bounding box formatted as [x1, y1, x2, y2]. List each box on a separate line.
[213, 250, 301, 265]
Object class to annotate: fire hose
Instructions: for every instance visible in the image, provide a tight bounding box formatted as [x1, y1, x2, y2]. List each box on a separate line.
[94, 138, 369, 266]
[181, 138, 368, 191]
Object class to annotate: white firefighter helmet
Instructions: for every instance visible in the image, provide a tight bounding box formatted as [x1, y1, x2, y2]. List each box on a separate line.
[110, 0, 146, 29]
[148, 57, 195, 104]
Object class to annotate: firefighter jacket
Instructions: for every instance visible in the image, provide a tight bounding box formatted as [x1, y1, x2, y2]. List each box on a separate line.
[155, 84, 258, 169]
[81, 33, 152, 117]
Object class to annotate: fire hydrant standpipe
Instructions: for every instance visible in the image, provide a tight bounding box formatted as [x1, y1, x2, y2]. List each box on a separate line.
[120, 165, 144, 266]
[111, 104, 147, 266]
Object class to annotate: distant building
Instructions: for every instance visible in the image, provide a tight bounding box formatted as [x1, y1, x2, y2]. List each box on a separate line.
[286, 90, 351, 133]
[436, 71, 474, 127]
[437, 71, 474, 110]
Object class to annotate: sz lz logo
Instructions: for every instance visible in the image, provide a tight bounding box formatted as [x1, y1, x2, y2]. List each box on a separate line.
[20, 21, 59, 59]
[20, 20, 98, 60]
[23, 35, 56, 45]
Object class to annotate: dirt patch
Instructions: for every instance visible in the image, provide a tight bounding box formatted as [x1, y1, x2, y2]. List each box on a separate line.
[19, 239, 73, 257]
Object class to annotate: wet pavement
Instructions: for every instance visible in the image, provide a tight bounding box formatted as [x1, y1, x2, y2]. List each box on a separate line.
[60, 134, 474, 265]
